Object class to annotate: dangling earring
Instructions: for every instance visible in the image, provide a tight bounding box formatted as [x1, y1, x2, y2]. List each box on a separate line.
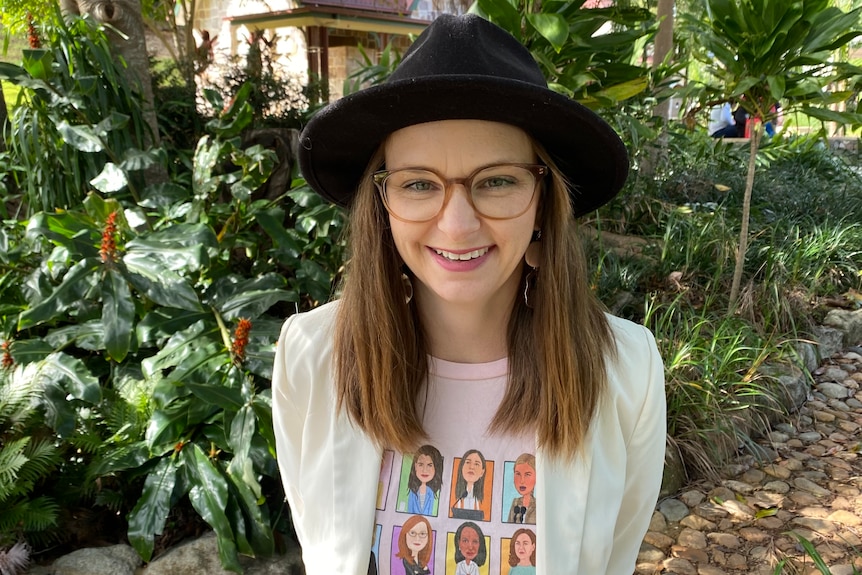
[401, 272, 413, 304]
[524, 230, 541, 309]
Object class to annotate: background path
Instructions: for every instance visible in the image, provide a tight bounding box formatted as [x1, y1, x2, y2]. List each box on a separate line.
[637, 346, 862, 575]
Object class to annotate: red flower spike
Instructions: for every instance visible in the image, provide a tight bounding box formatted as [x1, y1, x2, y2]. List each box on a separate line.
[100, 212, 119, 264]
[1, 341, 13, 370]
[27, 13, 41, 49]
[231, 318, 252, 364]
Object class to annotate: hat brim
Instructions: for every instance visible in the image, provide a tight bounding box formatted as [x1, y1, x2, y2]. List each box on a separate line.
[299, 75, 629, 218]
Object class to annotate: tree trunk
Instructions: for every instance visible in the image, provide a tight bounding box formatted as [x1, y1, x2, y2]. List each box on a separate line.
[59, 0, 160, 149]
[652, 0, 674, 121]
[728, 122, 763, 313]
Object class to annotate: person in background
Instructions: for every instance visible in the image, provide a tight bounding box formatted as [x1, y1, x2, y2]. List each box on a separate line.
[708, 101, 737, 138]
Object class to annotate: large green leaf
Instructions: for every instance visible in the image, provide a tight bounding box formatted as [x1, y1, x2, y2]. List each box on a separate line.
[41, 352, 101, 404]
[526, 13, 569, 52]
[186, 382, 244, 412]
[102, 268, 135, 362]
[183, 445, 241, 573]
[56, 121, 105, 153]
[18, 258, 101, 329]
[123, 252, 202, 312]
[137, 309, 211, 346]
[127, 457, 180, 562]
[8, 339, 54, 365]
[125, 224, 215, 272]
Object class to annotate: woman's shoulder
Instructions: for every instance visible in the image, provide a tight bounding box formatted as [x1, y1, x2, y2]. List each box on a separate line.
[278, 301, 339, 345]
[604, 313, 659, 358]
[602, 313, 664, 399]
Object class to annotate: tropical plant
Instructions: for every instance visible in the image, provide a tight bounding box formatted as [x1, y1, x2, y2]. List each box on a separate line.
[681, 0, 862, 310]
[0, 79, 347, 569]
[0, 13, 154, 213]
[473, 0, 656, 108]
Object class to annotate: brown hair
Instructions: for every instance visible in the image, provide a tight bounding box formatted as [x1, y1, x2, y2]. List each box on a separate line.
[333, 140, 615, 458]
[396, 515, 433, 567]
[407, 444, 444, 496]
[508, 528, 537, 567]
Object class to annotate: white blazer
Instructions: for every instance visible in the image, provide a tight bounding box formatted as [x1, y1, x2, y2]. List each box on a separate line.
[273, 301, 666, 575]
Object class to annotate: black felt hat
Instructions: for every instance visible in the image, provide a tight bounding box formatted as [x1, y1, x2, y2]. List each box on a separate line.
[298, 13, 628, 217]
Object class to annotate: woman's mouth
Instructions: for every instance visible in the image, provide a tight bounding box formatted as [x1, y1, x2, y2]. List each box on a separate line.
[433, 247, 489, 261]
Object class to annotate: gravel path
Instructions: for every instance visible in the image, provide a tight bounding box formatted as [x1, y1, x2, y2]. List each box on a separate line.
[637, 347, 862, 575]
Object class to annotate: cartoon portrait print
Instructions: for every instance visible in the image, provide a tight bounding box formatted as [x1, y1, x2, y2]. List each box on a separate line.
[371, 524, 382, 574]
[378, 450, 395, 510]
[505, 453, 536, 524]
[398, 445, 444, 516]
[449, 449, 493, 521]
[506, 528, 536, 575]
[393, 515, 435, 575]
[446, 521, 489, 575]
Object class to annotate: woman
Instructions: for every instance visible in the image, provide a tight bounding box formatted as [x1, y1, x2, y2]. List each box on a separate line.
[454, 522, 486, 575]
[273, 13, 666, 575]
[508, 529, 536, 574]
[450, 449, 486, 520]
[395, 515, 433, 575]
[507, 453, 536, 524]
[406, 444, 443, 516]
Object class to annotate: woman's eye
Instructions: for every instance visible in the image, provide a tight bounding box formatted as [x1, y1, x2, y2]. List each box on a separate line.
[403, 180, 436, 192]
[479, 176, 517, 188]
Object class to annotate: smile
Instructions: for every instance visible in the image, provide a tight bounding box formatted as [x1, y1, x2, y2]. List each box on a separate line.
[433, 247, 489, 261]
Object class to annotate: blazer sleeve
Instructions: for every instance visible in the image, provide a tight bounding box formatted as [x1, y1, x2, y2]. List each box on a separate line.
[608, 325, 666, 574]
[272, 314, 309, 537]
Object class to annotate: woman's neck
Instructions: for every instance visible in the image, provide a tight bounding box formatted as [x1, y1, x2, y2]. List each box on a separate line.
[417, 297, 510, 363]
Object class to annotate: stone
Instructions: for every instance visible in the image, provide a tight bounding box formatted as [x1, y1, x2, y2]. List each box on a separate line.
[662, 557, 697, 575]
[637, 542, 666, 563]
[648, 510, 667, 532]
[697, 566, 728, 575]
[679, 490, 706, 508]
[773, 422, 797, 435]
[659, 498, 690, 522]
[143, 533, 304, 575]
[677, 528, 707, 549]
[812, 325, 847, 361]
[740, 469, 766, 483]
[671, 546, 709, 564]
[823, 309, 862, 347]
[643, 531, 674, 550]
[820, 366, 852, 382]
[680, 514, 717, 531]
[813, 409, 837, 422]
[818, 382, 851, 400]
[763, 480, 790, 494]
[762, 464, 791, 479]
[794, 477, 831, 497]
[828, 510, 862, 526]
[767, 431, 790, 443]
[738, 527, 768, 543]
[721, 480, 755, 494]
[51, 545, 141, 575]
[799, 431, 825, 443]
[791, 517, 836, 534]
[706, 533, 739, 549]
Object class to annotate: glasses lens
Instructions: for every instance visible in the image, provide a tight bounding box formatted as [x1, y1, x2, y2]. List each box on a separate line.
[469, 165, 538, 218]
[382, 169, 445, 222]
[380, 165, 541, 222]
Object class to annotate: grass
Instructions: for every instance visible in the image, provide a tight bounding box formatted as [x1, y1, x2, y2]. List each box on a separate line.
[590, 129, 862, 483]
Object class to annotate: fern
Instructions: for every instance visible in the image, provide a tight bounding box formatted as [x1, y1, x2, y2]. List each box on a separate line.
[0, 439, 30, 500]
[0, 497, 59, 534]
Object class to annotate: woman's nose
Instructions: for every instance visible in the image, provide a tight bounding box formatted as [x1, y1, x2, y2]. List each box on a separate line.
[436, 184, 480, 237]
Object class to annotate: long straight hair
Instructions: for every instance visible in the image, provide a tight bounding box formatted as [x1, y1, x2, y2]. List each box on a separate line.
[333, 141, 615, 459]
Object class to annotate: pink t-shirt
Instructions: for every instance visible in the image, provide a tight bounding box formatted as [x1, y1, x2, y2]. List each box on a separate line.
[373, 357, 538, 575]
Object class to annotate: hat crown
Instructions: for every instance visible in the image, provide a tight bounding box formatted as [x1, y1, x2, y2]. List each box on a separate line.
[388, 14, 547, 88]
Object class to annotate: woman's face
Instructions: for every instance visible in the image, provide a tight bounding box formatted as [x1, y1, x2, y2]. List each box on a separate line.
[458, 526, 480, 562]
[384, 120, 539, 316]
[461, 452, 485, 485]
[514, 532, 535, 564]
[405, 522, 429, 555]
[513, 462, 536, 496]
[414, 454, 435, 485]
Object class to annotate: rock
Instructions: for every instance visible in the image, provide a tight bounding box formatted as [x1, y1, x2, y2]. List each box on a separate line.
[793, 477, 831, 497]
[142, 533, 304, 575]
[813, 325, 847, 361]
[817, 382, 851, 399]
[658, 498, 690, 522]
[824, 309, 862, 347]
[799, 431, 824, 443]
[51, 545, 141, 575]
[820, 366, 852, 382]
[661, 445, 687, 499]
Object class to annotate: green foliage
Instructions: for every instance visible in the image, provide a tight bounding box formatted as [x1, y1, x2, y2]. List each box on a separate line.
[0, 13, 154, 213]
[473, 0, 656, 108]
[0, 73, 346, 566]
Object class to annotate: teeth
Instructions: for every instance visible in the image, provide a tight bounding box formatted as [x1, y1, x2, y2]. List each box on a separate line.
[434, 247, 489, 261]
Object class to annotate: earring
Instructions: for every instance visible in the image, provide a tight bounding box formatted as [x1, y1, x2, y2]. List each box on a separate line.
[401, 272, 413, 304]
[524, 229, 541, 309]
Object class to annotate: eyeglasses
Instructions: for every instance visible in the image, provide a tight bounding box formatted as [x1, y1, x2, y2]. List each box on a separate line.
[373, 163, 547, 223]
[406, 530, 429, 539]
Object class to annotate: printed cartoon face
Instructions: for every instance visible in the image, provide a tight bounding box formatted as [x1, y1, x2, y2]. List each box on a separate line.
[513, 461, 536, 496]
[458, 526, 480, 562]
[462, 452, 485, 484]
[414, 454, 435, 485]
[406, 523, 429, 554]
[514, 532, 535, 562]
